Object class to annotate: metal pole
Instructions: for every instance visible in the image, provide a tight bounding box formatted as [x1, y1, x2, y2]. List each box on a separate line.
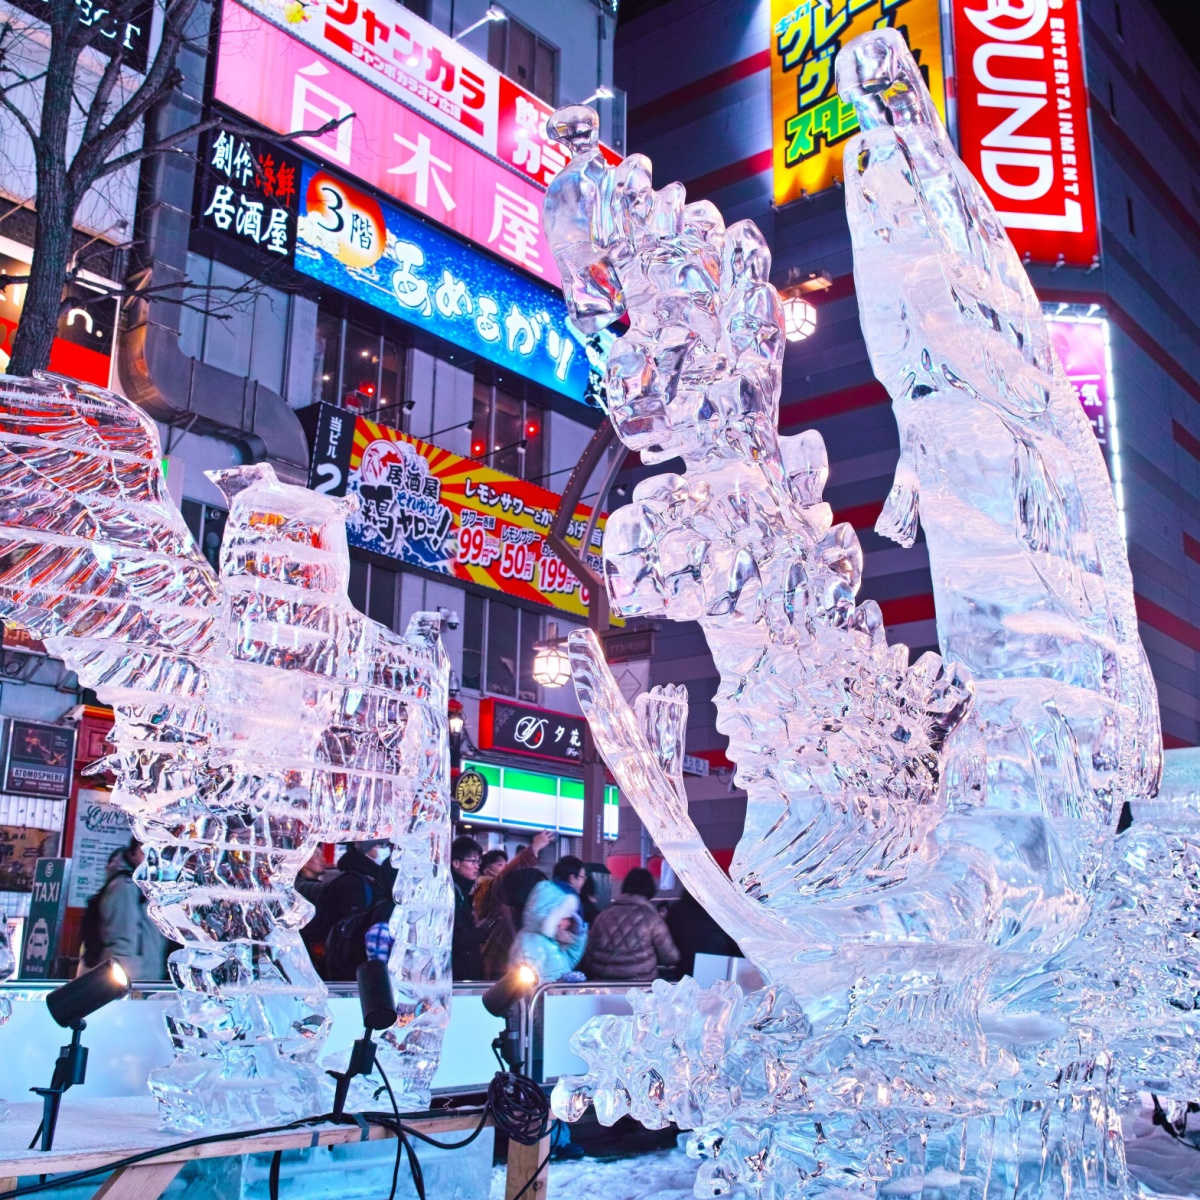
[546, 421, 619, 866]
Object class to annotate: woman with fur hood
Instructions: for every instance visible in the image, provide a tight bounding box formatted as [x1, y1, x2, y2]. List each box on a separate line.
[509, 878, 587, 983]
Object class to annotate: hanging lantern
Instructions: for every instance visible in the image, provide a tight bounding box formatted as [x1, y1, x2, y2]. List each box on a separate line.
[532, 642, 571, 688]
[782, 293, 818, 342]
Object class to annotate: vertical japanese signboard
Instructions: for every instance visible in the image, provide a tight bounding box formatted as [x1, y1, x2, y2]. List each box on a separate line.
[769, 0, 945, 205]
[303, 402, 607, 619]
[1046, 313, 1113, 452]
[197, 127, 301, 258]
[951, 0, 1098, 265]
[293, 163, 588, 400]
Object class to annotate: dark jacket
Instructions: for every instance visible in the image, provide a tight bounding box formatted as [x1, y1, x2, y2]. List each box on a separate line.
[312, 848, 386, 950]
[582, 893, 680, 981]
[451, 868, 483, 979]
[97, 857, 169, 981]
[480, 865, 546, 979]
[665, 891, 741, 977]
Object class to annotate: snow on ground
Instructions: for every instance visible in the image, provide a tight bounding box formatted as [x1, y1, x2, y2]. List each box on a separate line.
[491, 1146, 699, 1200]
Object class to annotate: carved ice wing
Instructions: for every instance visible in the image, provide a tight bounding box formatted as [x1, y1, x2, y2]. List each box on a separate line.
[0, 375, 221, 661]
[568, 629, 801, 962]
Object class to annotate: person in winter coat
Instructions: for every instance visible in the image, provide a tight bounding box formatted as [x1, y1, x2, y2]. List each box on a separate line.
[310, 840, 391, 975]
[473, 829, 553, 923]
[665, 889, 742, 977]
[509, 878, 586, 984]
[96, 839, 169, 981]
[581, 867, 680, 982]
[482, 866, 546, 979]
[449, 835, 484, 979]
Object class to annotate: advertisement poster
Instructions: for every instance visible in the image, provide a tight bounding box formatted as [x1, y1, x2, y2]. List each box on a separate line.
[293, 163, 590, 402]
[478, 698, 586, 765]
[304, 402, 607, 619]
[20, 857, 70, 979]
[0, 825, 59, 892]
[230, 0, 618, 190]
[2, 718, 77, 800]
[769, 0, 945, 205]
[66, 789, 133, 909]
[214, 1, 564, 284]
[951, 0, 1098, 265]
[1046, 313, 1112, 451]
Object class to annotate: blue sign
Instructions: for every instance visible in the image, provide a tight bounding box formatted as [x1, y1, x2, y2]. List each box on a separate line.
[293, 162, 589, 402]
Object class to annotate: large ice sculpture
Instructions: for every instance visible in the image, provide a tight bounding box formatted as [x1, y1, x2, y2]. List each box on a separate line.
[0, 374, 452, 1130]
[541, 29, 1186, 1199]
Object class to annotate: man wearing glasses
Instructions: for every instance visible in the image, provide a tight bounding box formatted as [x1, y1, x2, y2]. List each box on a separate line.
[450, 835, 485, 979]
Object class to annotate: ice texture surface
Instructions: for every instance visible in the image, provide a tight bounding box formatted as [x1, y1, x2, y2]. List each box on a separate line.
[542, 28, 1190, 1200]
[0, 374, 452, 1129]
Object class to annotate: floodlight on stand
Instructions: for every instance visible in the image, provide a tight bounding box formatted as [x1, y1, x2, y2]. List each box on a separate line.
[486, 963, 539, 1070]
[532, 622, 571, 688]
[454, 5, 506, 41]
[328, 959, 398, 1120]
[34, 961, 131, 1151]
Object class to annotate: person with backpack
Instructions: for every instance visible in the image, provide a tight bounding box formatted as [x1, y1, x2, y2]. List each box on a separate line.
[80, 838, 169, 980]
[313, 840, 393, 981]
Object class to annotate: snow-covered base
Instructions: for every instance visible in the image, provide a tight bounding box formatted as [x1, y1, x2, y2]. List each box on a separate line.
[488, 1130, 1200, 1200]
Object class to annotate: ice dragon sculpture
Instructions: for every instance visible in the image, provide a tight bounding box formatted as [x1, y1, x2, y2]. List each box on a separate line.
[0, 374, 452, 1130]
[541, 28, 1188, 1199]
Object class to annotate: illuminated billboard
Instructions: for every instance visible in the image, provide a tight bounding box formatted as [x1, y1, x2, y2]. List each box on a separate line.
[769, 0, 945, 205]
[951, 0, 1098, 266]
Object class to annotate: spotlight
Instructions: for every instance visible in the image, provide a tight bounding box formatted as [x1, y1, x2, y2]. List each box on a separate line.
[328, 959, 397, 1119]
[34, 961, 130, 1151]
[483, 961, 538, 1017]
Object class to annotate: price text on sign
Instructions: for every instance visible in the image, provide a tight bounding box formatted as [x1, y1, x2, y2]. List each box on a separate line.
[304, 403, 614, 620]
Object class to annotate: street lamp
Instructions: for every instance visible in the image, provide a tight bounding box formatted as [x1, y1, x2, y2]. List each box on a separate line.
[780, 269, 832, 343]
[448, 696, 465, 771]
[454, 5, 506, 41]
[532, 624, 571, 688]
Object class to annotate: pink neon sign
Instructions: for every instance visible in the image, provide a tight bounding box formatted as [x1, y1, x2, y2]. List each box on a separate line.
[214, 1, 560, 284]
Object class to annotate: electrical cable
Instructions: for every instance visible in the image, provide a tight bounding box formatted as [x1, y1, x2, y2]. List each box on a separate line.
[267, 1149, 282, 1200]
[373, 1058, 419, 1200]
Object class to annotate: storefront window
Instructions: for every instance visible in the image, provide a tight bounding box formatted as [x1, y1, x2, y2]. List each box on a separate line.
[463, 593, 485, 691]
[313, 311, 341, 407]
[312, 309, 411, 430]
[471, 378, 544, 481]
[486, 600, 519, 697]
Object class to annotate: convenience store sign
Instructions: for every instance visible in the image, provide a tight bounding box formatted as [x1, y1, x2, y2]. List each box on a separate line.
[305, 402, 606, 618]
[462, 759, 619, 840]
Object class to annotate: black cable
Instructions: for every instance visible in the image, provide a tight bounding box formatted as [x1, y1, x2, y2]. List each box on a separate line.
[267, 1149, 282, 1200]
[373, 1058, 419, 1200]
[25, 1124, 42, 1153]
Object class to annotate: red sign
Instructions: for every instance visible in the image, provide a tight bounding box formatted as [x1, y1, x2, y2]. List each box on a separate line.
[951, 0, 1098, 266]
[215, 1, 561, 282]
[478, 698, 587, 764]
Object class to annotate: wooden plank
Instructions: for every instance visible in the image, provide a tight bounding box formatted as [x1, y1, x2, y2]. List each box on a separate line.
[0, 1110, 490, 1180]
[504, 1134, 550, 1200]
[90, 1160, 182, 1200]
[0, 1178, 16, 1195]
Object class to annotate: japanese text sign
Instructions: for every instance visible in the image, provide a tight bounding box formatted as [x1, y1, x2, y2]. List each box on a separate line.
[478, 698, 586, 765]
[952, 0, 1098, 266]
[769, 0, 945, 205]
[293, 163, 588, 400]
[197, 127, 301, 257]
[304, 402, 606, 619]
[215, 1, 562, 282]
[232, 0, 617, 190]
[1046, 313, 1111, 451]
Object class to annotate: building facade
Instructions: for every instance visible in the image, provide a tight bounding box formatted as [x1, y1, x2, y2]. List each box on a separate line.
[0, 0, 626, 957]
[615, 0, 1200, 855]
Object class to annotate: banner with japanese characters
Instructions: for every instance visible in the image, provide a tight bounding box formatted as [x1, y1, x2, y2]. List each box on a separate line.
[769, 0, 945, 205]
[230, 0, 618, 191]
[196, 127, 301, 257]
[214, 0, 580, 285]
[304, 402, 606, 619]
[293, 162, 588, 401]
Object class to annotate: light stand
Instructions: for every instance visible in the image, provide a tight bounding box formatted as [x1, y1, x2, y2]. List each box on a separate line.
[328, 959, 397, 1121]
[33, 960, 130, 1151]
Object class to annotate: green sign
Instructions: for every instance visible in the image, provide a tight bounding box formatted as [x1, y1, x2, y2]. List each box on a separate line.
[20, 857, 70, 979]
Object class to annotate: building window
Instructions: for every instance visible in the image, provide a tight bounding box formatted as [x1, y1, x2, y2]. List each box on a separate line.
[471, 377, 545, 480]
[462, 596, 544, 701]
[312, 310, 410, 429]
[347, 557, 401, 631]
[489, 12, 558, 105]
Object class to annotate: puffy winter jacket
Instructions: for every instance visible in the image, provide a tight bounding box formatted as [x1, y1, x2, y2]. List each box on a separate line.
[581, 893, 679, 981]
[509, 880, 586, 984]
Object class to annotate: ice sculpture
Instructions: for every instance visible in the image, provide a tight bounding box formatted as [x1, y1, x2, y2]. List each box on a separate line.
[0, 374, 452, 1130]
[541, 29, 1186, 1199]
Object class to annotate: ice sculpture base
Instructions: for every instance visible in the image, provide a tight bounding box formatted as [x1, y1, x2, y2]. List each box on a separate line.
[148, 1060, 328, 1133]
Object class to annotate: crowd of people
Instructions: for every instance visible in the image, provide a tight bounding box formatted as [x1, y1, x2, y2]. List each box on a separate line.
[80, 833, 740, 986]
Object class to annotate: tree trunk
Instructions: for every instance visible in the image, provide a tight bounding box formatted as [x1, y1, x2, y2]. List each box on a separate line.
[7, 197, 72, 376]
